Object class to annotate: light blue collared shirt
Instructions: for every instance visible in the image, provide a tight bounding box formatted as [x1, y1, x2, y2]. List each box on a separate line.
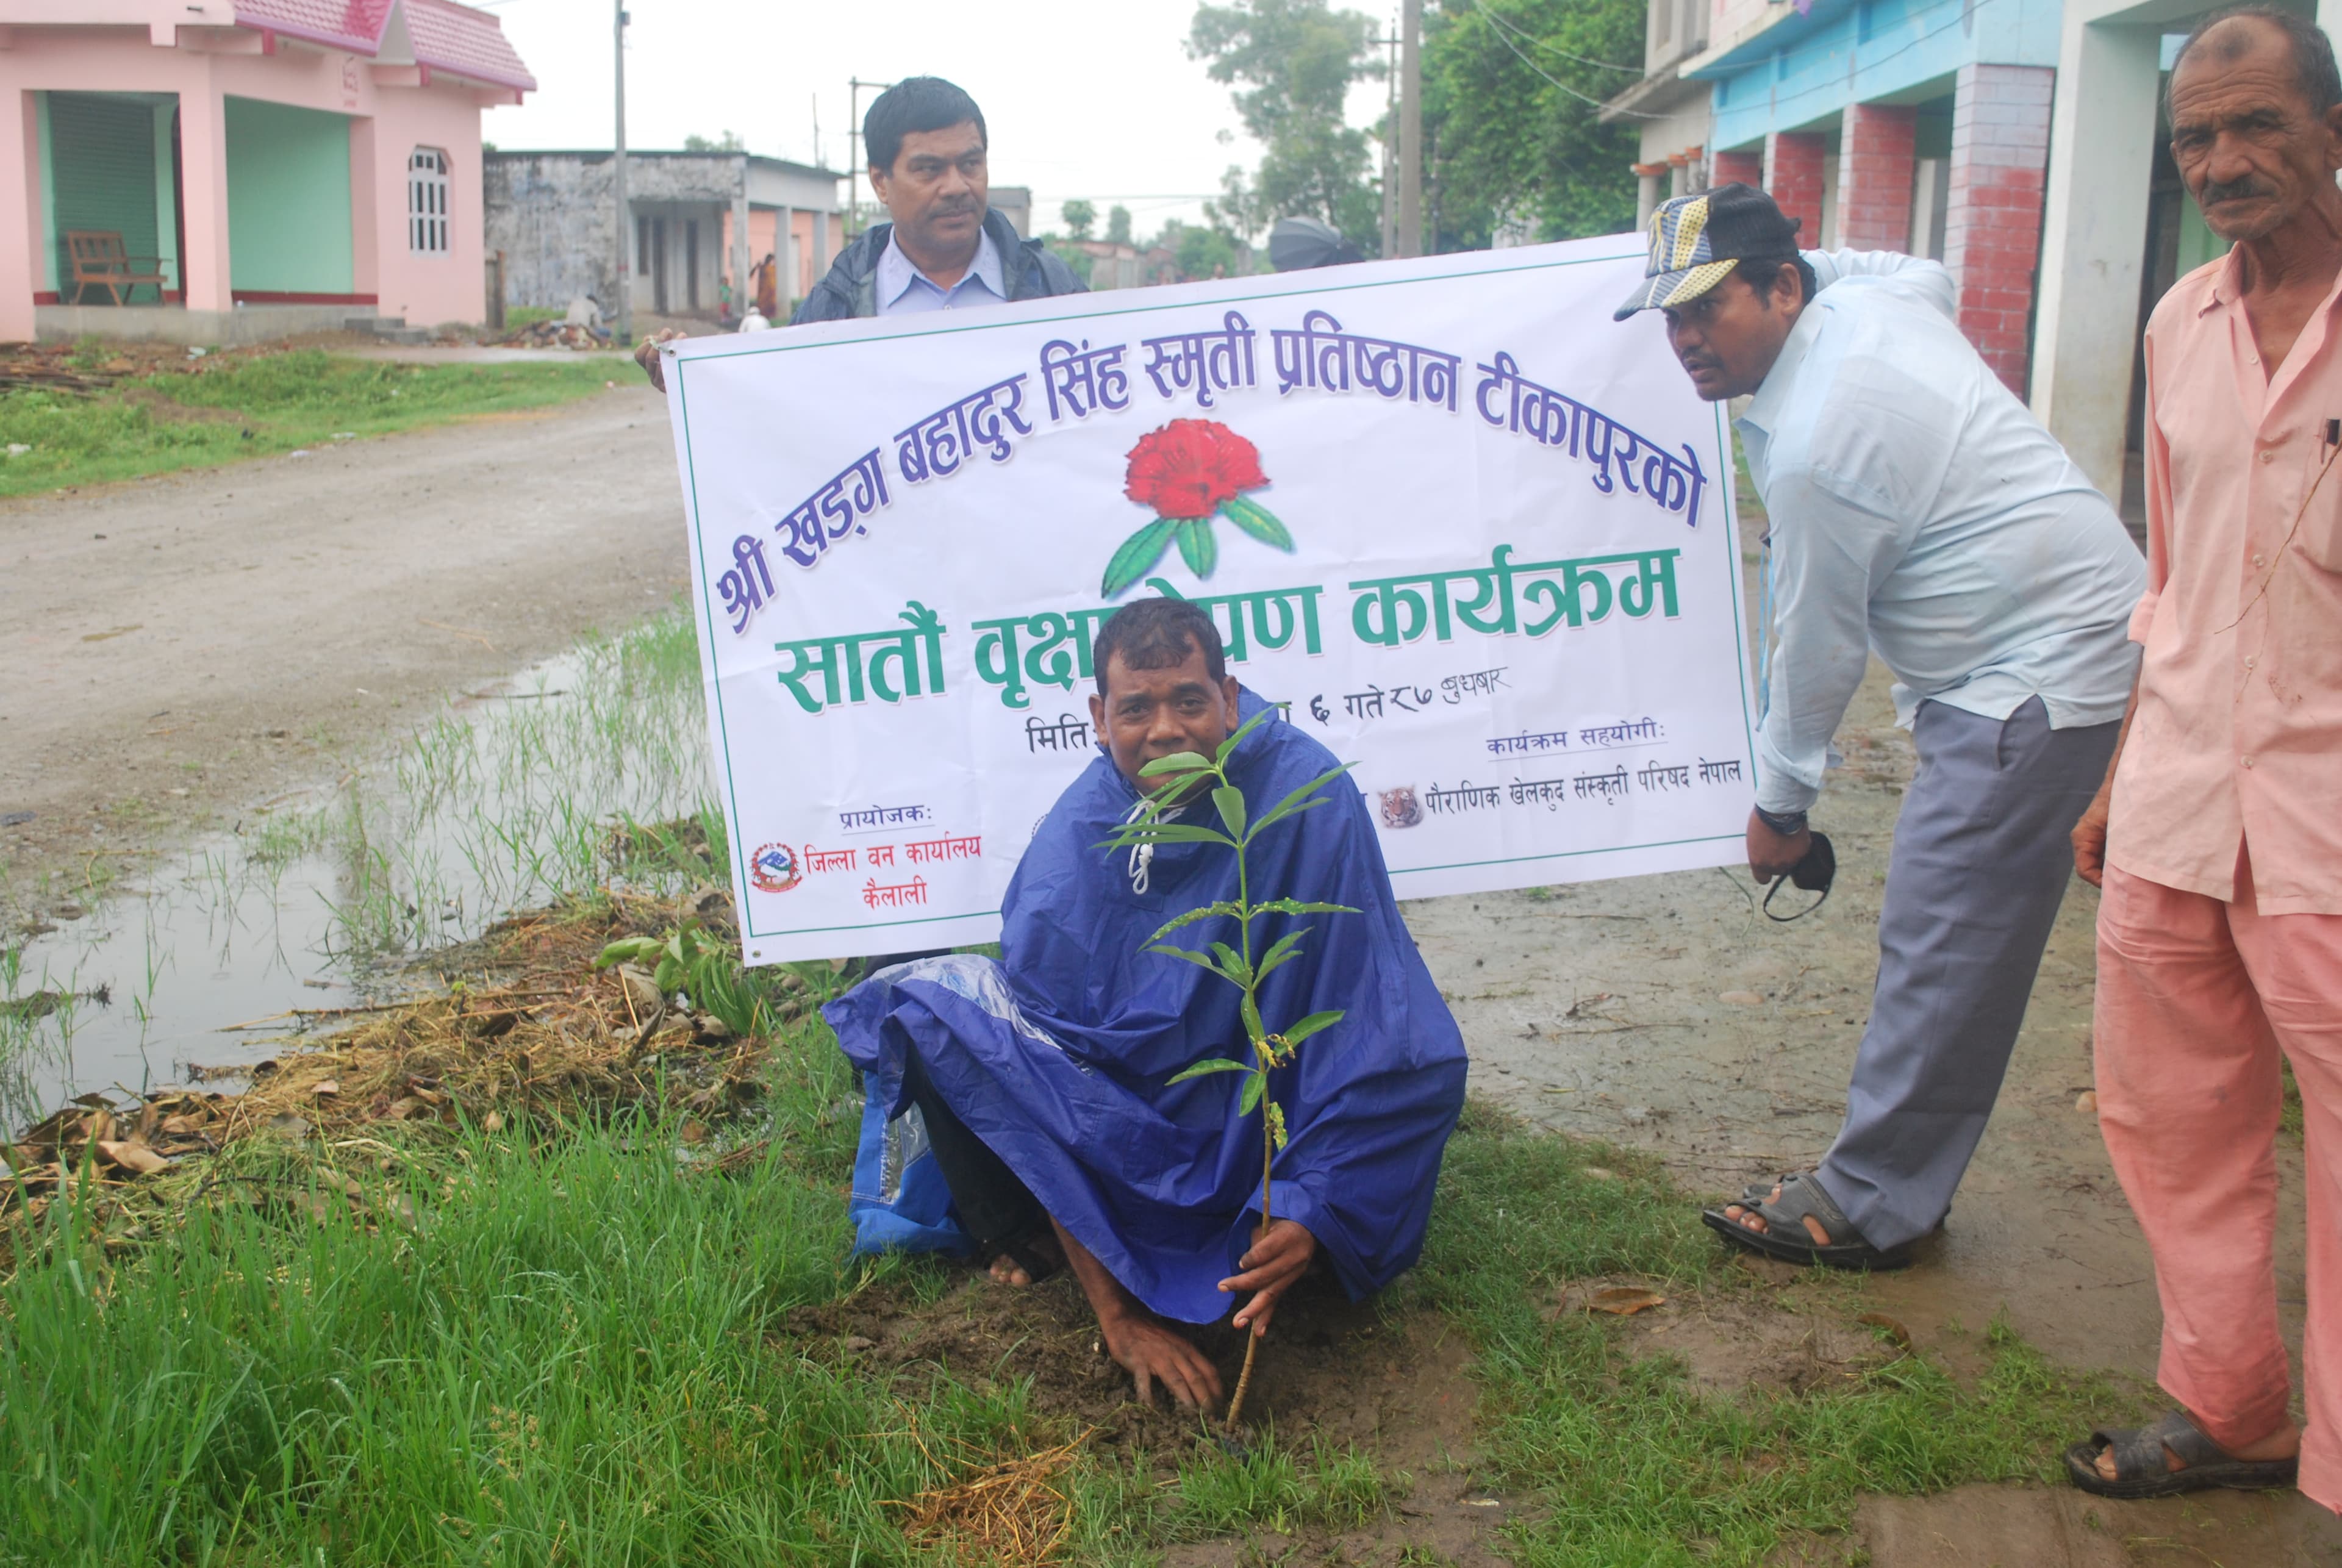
[1736, 249, 2146, 815]
[875, 226, 1006, 315]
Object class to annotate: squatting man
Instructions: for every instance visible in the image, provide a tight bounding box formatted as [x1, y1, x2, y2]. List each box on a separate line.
[828, 598, 1468, 1407]
[1616, 183, 2145, 1269]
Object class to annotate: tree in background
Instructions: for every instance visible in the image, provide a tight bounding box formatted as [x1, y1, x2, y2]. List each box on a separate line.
[1061, 199, 1098, 241]
[1188, 0, 1384, 256]
[681, 129, 745, 152]
[1107, 205, 1135, 246]
[1176, 224, 1240, 279]
[1421, 0, 1644, 248]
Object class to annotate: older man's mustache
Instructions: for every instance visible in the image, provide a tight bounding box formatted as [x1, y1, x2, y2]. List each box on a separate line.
[2201, 174, 2277, 206]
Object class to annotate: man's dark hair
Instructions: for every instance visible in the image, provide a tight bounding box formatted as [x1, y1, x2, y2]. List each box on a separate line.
[1735, 253, 1821, 309]
[1092, 598, 1226, 695]
[2172, 6, 2342, 114]
[864, 77, 988, 174]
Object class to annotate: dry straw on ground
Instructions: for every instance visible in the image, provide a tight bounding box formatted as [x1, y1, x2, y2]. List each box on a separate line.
[889, 1430, 1090, 1567]
[0, 893, 802, 1242]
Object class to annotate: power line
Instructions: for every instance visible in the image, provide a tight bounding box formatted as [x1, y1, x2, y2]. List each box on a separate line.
[1461, 0, 1673, 118]
[1469, 0, 1641, 72]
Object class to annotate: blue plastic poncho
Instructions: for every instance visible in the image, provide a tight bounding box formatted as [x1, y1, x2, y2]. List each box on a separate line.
[825, 690, 1469, 1324]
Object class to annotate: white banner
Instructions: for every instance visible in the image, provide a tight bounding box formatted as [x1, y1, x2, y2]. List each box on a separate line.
[663, 235, 1756, 965]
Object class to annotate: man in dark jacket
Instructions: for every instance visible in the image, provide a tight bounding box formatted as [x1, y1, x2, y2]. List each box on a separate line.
[636, 76, 1081, 386]
[796, 75, 1084, 321]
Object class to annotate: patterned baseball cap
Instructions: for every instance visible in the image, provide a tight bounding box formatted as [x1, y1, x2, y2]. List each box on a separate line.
[1613, 182, 1802, 321]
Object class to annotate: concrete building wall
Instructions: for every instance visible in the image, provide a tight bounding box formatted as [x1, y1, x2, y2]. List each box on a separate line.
[486, 150, 842, 317]
[484, 152, 619, 308]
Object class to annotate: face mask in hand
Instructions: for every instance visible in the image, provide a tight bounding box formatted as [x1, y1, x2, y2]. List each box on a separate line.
[1763, 831, 1835, 923]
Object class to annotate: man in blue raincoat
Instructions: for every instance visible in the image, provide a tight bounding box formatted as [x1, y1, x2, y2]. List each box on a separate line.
[826, 598, 1469, 1408]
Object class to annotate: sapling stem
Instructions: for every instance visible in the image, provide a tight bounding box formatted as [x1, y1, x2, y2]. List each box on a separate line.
[1099, 712, 1356, 1436]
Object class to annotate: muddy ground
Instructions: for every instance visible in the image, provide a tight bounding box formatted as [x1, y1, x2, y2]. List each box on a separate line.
[2, 392, 2335, 1562]
[0, 379, 677, 928]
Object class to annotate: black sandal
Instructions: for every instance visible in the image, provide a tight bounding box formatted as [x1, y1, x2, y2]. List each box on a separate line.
[1700, 1172, 1912, 1272]
[2066, 1409, 2299, 1498]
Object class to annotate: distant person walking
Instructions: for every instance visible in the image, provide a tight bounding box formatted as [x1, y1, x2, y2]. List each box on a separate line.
[1616, 184, 2145, 1270]
[636, 77, 1083, 387]
[2066, 6, 2342, 1506]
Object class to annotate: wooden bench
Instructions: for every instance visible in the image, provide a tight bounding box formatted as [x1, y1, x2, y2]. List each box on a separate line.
[65, 231, 170, 306]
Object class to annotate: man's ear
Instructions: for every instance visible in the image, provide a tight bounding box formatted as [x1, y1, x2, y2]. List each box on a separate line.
[1089, 690, 1108, 745]
[1220, 675, 1242, 726]
[1774, 260, 1807, 324]
[867, 165, 890, 204]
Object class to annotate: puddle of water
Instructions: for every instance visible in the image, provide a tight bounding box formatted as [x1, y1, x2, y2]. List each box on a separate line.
[0, 612, 710, 1129]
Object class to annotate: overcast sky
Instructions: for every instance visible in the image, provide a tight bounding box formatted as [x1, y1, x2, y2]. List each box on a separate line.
[475, 0, 1389, 237]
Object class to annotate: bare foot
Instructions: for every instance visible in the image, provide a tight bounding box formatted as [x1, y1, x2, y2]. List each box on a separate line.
[1719, 1182, 1831, 1246]
[985, 1231, 1062, 1287]
[2094, 1416, 2301, 1483]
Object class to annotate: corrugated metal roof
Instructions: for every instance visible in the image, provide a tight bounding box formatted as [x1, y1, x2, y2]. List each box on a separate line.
[227, 0, 534, 93]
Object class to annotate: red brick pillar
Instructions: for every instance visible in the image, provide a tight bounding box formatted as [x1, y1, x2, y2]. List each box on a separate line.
[1711, 148, 1763, 190]
[1944, 63, 2054, 396]
[1838, 102, 1916, 251]
[1763, 131, 1827, 246]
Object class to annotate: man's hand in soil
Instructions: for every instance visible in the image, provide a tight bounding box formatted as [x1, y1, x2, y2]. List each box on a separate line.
[1219, 1218, 1317, 1339]
[1746, 809, 1811, 884]
[1049, 1217, 1223, 1409]
[632, 328, 687, 392]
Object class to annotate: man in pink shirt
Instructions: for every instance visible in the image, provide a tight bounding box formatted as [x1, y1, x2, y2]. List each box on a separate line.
[2067, 5, 2342, 1506]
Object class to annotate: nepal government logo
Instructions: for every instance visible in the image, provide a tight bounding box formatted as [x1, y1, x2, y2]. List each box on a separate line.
[750, 842, 802, 894]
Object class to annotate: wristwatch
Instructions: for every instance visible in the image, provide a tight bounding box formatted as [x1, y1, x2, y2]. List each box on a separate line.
[1754, 805, 1810, 837]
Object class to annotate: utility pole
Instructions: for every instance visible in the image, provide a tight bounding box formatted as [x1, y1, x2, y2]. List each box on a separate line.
[845, 77, 892, 238]
[612, 1, 631, 346]
[1378, 14, 1398, 259]
[1397, 0, 1422, 258]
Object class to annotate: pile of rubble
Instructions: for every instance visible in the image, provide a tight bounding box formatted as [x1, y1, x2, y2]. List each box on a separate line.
[493, 318, 614, 351]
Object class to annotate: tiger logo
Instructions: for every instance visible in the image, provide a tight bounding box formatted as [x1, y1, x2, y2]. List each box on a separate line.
[1378, 786, 1423, 829]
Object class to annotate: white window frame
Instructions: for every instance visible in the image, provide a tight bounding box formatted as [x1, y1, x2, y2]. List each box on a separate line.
[409, 147, 451, 256]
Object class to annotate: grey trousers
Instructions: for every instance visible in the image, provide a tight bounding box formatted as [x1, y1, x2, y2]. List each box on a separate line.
[1814, 696, 2119, 1251]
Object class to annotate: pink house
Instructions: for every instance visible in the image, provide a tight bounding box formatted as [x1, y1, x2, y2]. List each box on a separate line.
[0, 0, 534, 344]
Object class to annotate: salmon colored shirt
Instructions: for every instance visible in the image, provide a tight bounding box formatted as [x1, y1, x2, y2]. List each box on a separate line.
[2110, 248, 2342, 915]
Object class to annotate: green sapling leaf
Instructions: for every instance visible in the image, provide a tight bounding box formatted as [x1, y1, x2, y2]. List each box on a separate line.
[1209, 942, 1253, 986]
[1212, 786, 1247, 839]
[1216, 710, 1272, 765]
[1281, 1009, 1345, 1046]
[1150, 900, 1246, 942]
[1138, 751, 1211, 778]
[1169, 1057, 1251, 1083]
[1240, 1073, 1265, 1115]
[1147, 943, 1229, 977]
[1253, 928, 1311, 981]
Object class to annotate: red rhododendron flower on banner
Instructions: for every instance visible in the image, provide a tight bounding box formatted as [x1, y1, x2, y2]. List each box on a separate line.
[1103, 419, 1293, 597]
[1123, 419, 1269, 520]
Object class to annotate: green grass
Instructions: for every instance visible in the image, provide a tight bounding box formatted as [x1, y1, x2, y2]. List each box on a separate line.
[0, 350, 618, 497]
[1405, 1114, 2141, 1565]
[1, 1079, 2146, 1566]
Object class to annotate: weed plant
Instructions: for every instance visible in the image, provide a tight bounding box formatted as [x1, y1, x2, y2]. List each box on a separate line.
[0, 351, 615, 497]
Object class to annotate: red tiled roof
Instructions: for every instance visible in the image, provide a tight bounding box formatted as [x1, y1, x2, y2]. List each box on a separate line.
[229, 0, 535, 93]
[399, 0, 537, 92]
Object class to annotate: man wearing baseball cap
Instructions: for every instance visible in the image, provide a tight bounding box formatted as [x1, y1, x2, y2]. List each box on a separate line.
[1619, 183, 2146, 1269]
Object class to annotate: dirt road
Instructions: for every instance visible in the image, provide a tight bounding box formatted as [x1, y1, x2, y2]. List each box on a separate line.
[0, 384, 681, 924]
